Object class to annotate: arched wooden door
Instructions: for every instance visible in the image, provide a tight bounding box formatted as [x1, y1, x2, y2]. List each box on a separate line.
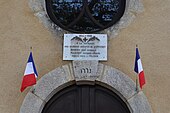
[42, 84, 131, 113]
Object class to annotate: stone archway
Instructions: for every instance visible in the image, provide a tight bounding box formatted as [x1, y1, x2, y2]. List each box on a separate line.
[19, 62, 152, 113]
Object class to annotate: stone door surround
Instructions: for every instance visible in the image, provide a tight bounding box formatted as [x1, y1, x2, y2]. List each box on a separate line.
[19, 61, 152, 113]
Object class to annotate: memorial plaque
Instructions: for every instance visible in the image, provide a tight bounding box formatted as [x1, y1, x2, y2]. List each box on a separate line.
[63, 34, 107, 61]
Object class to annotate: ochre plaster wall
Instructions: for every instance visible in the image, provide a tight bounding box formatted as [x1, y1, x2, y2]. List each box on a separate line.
[0, 0, 170, 113]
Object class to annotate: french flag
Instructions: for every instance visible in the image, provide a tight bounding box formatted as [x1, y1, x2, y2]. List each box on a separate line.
[20, 52, 38, 92]
[134, 47, 146, 89]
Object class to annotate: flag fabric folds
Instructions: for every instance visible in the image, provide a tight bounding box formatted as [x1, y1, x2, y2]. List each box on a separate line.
[20, 52, 38, 92]
[134, 47, 146, 89]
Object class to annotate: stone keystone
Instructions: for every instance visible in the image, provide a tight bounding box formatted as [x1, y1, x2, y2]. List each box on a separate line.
[73, 60, 99, 81]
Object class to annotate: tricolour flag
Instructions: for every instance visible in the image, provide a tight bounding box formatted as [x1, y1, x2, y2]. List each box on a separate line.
[20, 52, 38, 92]
[134, 47, 146, 89]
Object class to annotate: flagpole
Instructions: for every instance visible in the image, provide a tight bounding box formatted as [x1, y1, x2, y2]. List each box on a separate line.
[136, 74, 139, 92]
[30, 46, 36, 94]
[135, 44, 139, 92]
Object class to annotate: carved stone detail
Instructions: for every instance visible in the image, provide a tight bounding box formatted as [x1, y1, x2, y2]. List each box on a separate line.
[73, 60, 99, 81]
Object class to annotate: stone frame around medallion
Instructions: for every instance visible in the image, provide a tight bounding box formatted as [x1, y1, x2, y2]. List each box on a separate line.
[45, 0, 126, 33]
[19, 62, 153, 113]
[28, 0, 144, 38]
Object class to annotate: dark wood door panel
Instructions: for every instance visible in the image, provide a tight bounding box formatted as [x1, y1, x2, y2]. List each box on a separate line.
[95, 88, 129, 113]
[42, 86, 79, 113]
[42, 84, 130, 113]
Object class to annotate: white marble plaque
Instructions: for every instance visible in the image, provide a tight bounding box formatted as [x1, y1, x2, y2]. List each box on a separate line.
[63, 34, 107, 61]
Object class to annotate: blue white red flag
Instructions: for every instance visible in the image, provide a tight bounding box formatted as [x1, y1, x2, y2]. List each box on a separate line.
[134, 47, 146, 89]
[20, 52, 38, 92]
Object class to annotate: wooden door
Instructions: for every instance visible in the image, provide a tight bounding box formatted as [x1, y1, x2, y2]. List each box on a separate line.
[42, 84, 130, 113]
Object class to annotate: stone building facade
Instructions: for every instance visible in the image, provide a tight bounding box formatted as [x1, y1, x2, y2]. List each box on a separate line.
[0, 0, 170, 113]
